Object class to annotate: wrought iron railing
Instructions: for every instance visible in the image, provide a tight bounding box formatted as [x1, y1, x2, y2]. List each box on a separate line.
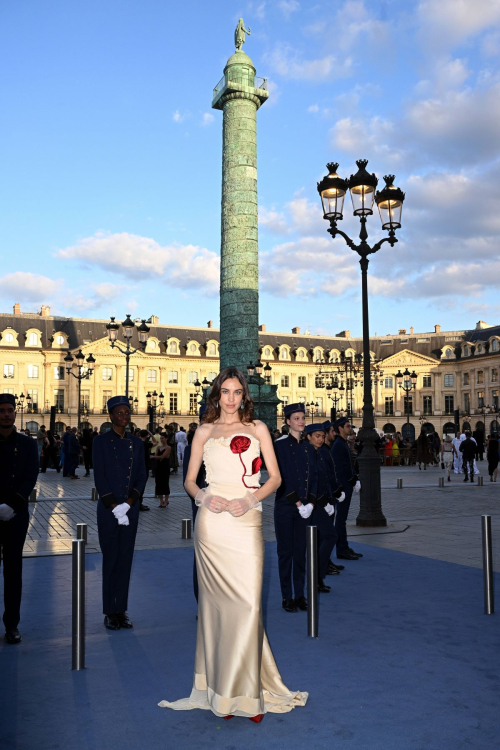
[213, 75, 268, 98]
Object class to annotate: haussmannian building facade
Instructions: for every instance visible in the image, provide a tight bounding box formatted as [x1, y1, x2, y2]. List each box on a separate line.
[1, 304, 499, 438]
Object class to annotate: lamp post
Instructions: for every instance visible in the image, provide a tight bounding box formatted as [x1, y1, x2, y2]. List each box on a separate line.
[247, 360, 266, 418]
[318, 159, 405, 526]
[15, 393, 32, 430]
[396, 369, 417, 443]
[306, 401, 319, 423]
[326, 380, 344, 422]
[146, 390, 163, 432]
[106, 315, 150, 400]
[64, 350, 96, 431]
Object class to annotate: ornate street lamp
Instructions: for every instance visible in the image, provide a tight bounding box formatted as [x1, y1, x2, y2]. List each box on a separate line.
[247, 360, 265, 417]
[106, 314, 150, 399]
[264, 362, 272, 384]
[396, 369, 417, 443]
[14, 392, 32, 430]
[318, 158, 405, 527]
[65, 349, 95, 431]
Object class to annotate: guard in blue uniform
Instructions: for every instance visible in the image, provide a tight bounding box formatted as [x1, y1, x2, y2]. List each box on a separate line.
[320, 420, 346, 575]
[0, 394, 39, 644]
[93, 396, 147, 630]
[331, 417, 362, 560]
[304, 423, 339, 592]
[274, 403, 318, 613]
[182, 404, 207, 603]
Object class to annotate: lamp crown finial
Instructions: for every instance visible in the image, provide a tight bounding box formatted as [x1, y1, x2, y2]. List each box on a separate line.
[326, 162, 339, 173]
[383, 174, 395, 186]
[356, 158, 369, 169]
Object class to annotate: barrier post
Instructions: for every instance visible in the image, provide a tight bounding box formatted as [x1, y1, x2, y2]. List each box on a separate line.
[307, 525, 318, 638]
[72, 539, 86, 670]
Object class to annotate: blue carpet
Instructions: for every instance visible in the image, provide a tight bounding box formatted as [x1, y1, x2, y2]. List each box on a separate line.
[0, 542, 498, 750]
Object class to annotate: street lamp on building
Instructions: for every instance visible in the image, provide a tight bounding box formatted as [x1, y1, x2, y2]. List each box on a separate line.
[396, 369, 417, 443]
[65, 350, 95, 431]
[318, 159, 405, 526]
[106, 314, 150, 400]
[146, 390, 163, 432]
[15, 393, 32, 430]
[247, 360, 266, 418]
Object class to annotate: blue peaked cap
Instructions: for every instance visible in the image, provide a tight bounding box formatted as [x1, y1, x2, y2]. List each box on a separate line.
[305, 423, 326, 435]
[284, 402, 305, 418]
[107, 395, 130, 412]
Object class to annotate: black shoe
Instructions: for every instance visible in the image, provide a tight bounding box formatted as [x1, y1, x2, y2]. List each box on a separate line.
[329, 561, 344, 571]
[348, 547, 363, 558]
[337, 551, 360, 560]
[294, 596, 308, 611]
[282, 598, 298, 613]
[104, 614, 121, 630]
[4, 627, 22, 644]
[84, 472, 90, 476]
[139, 504, 150, 511]
[116, 612, 133, 628]
[318, 581, 331, 593]
[463, 477, 468, 482]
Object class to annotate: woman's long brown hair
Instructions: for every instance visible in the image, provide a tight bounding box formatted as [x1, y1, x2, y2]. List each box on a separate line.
[204, 367, 255, 424]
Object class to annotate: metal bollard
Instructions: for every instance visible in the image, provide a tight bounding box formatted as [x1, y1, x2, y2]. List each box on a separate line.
[397, 478, 403, 489]
[72, 539, 86, 670]
[481, 515, 494, 615]
[29, 489, 37, 502]
[307, 525, 319, 638]
[439, 477, 444, 488]
[477, 476, 484, 486]
[181, 519, 192, 540]
[91, 488, 98, 502]
[76, 523, 87, 543]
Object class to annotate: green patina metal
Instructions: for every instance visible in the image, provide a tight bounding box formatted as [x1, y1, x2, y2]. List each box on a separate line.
[212, 23, 279, 427]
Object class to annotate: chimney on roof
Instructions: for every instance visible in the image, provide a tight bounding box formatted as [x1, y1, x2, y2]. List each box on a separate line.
[410, 326, 414, 335]
[292, 326, 300, 335]
[40, 305, 50, 317]
[434, 324, 441, 333]
[13, 303, 21, 315]
[207, 320, 213, 328]
[149, 315, 159, 325]
[259, 324, 266, 332]
[336, 330, 351, 338]
[476, 320, 489, 329]
[398, 329, 406, 335]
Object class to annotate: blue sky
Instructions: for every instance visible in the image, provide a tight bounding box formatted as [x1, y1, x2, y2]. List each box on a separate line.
[1, 0, 500, 336]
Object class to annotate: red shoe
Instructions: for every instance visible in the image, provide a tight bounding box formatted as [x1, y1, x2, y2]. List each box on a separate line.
[223, 715, 234, 720]
[249, 714, 264, 723]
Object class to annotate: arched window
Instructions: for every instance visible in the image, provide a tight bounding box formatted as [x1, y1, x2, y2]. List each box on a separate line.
[209, 343, 217, 356]
[189, 343, 198, 353]
[26, 421, 39, 432]
[169, 341, 178, 354]
[281, 348, 288, 360]
[463, 345, 469, 356]
[477, 343, 483, 354]
[28, 332, 39, 346]
[383, 423, 396, 434]
[445, 348, 453, 358]
[55, 334, 65, 345]
[491, 339, 499, 352]
[4, 332, 14, 343]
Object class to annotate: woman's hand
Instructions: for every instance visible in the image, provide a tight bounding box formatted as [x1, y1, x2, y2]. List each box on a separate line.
[227, 491, 261, 517]
[194, 489, 230, 514]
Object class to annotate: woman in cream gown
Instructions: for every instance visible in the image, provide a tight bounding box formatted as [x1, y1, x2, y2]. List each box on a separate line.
[159, 368, 308, 720]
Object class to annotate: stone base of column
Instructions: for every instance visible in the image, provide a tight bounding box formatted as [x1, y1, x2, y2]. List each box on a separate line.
[356, 448, 387, 527]
[248, 382, 280, 430]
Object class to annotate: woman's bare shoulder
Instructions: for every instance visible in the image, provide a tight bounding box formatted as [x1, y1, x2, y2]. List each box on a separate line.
[193, 423, 215, 444]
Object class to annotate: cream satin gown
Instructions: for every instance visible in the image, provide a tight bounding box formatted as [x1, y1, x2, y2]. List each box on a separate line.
[159, 433, 308, 717]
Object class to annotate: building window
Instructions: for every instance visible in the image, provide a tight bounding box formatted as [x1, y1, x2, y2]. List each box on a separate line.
[3, 332, 14, 343]
[477, 370, 484, 384]
[207, 372, 217, 382]
[492, 339, 499, 352]
[189, 393, 198, 414]
[54, 390, 65, 411]
[404, 396, 413, 415]
[422, 375, 432, 388]
[296, 349, 305, 360]
[169, 341, 178, 354]
[147, 369, 157, 382]
[3, 364, 14, 378]
[169, 393, 178, 413]
[493, 390, 499, 410]
[444, 395, 454, 414]
[444, 348, 453, 358]
[384, 377, 394, 389]
[80, 391, 90, 409]
[54, 366, 65, 380]
[464, 393, 470, 413]
[28, 333, 39, 346]
[281, 348, 288, 360]
[298, 375, 306, 388]
[209, 343, 217, 356]
[492, 369, 499, 383]
[463, 345, 469, 356]
[477, 391, 484, 408]
[188, 371, 198, 383]
[28, 364, 39, 379]
[168, 371, 178, 384]
[314, 349, 323, 362]
[102, 367, 113, 381]
[281, 375, 289, 388]
[1, 388, 14, 395]
[102, 390, 112, 410]
[281, 396, 289, 410]
[189, 343, 198, 353]
[477, 344, 483, 354]
[444, 374, 454, 387]
[463, 372, 470, 386]
[55, 335, 65, 345]
[126, 368, 134, 382]
[385, 397, 394, 416]
[27, 389, 38, 412]
[423, 395, 432, 415]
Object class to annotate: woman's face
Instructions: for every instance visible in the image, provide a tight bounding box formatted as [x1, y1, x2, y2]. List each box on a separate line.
[219, 377, 244, 414]
[287, 412, 305, 433]
[161, 435, 168, 445]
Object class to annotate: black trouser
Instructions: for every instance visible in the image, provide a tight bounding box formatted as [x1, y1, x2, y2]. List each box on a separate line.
[191, 499, 198, 602]
[41, 446, 59, 472]
[335, 486, 353, 555]
[0, 508, 30, 629]
[463, 457, 475, 479]
[274, 501, 307, 600]
[311, 505, 338, 581]
[83, 448, 92, 474]
[97, 499, 139, 615]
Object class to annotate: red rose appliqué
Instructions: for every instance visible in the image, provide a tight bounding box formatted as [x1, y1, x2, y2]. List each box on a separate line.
[230, 435, 260, 489]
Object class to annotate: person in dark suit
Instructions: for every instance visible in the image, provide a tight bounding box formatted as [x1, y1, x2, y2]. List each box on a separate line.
[183, 405, 207, 602]
[274, 403, 318, 613]
[320, 420, 346, 575]
[0, 394, 39, 644]
[80, 428, 93, 476]
[331, 417, 362, 561]
[93, 396, 147, 630]
[460, 431, 477, 482]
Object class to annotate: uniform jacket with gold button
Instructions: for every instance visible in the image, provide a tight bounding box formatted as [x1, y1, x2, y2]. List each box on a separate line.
[274, 434, 318, 505]
[93, 429, 147, 508]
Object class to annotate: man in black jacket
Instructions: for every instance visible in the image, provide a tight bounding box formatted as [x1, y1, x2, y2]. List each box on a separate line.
[460, 431, 477, 483]
[0, 394, 39, 644]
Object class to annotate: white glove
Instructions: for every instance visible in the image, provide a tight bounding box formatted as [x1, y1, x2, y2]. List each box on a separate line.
[0, 504, 15, 521]
[194, 488, 229, 514]
[338, 492, 345, 503]
[354, 481, 361, 494]
[117, 514, 130, 526]
[325, 503, 335, 516]
[298, 503, 314, 519]
[112, 502, 130, 520]
[227, 491, 261, 518]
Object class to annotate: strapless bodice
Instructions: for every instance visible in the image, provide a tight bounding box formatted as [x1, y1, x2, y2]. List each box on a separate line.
[203, 433, 262, 505]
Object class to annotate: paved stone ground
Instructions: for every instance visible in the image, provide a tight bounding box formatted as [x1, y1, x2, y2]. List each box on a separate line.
[26, 463, 499, 571]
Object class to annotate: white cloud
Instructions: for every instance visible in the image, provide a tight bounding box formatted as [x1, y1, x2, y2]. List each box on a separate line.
[259, 206, 290, 235]
[308, 104, 319, 112]
[58, 232, 220, 295]
[264, 43, 352, 80]
[417, 0, 500, 48]
[0, 272, 63, 303]
[201, 112, 214, 126]
[278, 0, 299, 19]
[172, 110, 189, 123]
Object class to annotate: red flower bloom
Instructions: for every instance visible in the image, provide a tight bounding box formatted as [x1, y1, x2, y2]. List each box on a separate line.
[230, 435, 251, 454]
[252, 457, 262, 475]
